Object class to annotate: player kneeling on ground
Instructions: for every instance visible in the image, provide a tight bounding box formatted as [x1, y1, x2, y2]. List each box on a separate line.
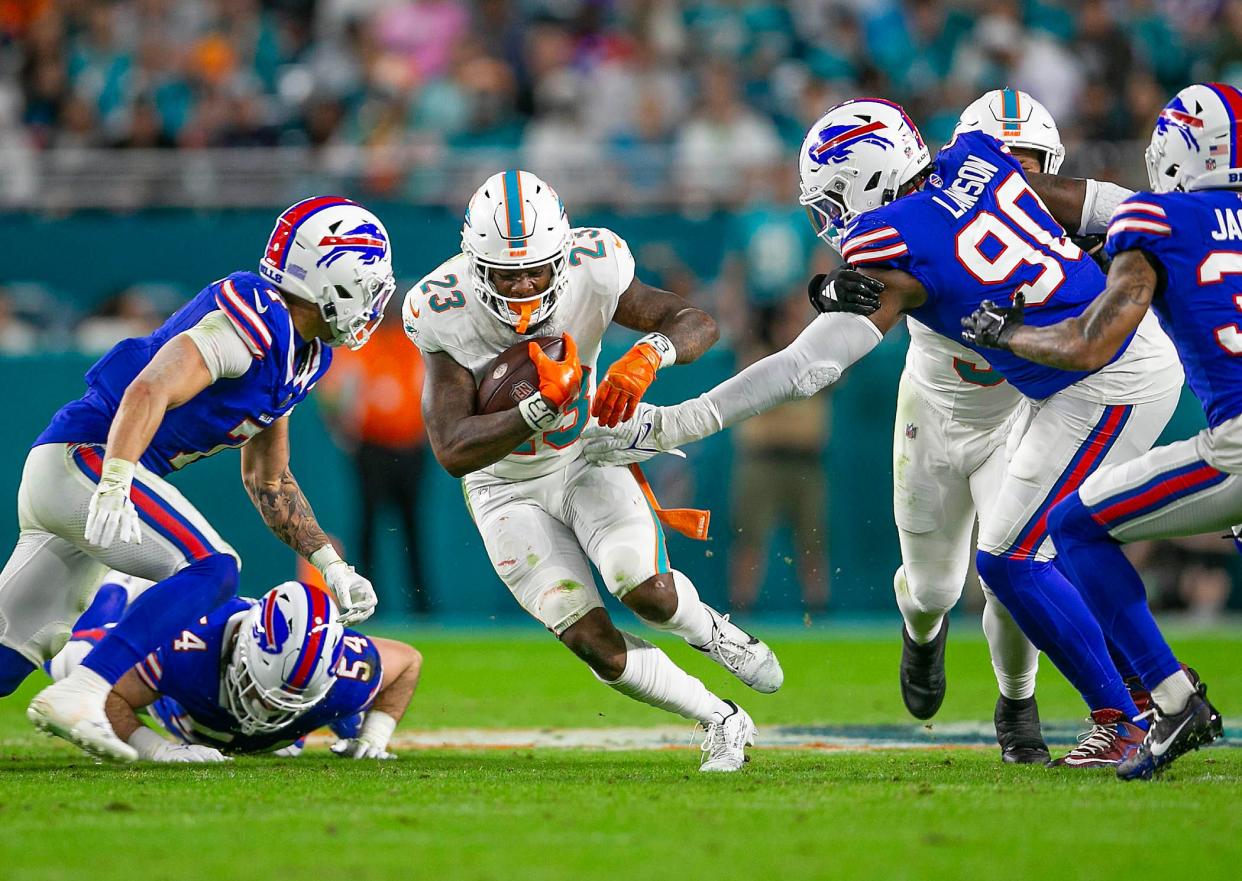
[48, 578, 420, 761]
[404, 169, 782, 772]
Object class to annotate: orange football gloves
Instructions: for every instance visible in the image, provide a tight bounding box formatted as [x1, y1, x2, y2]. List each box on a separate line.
[529, 333, 583, 410]
[592, 333, 675, 427]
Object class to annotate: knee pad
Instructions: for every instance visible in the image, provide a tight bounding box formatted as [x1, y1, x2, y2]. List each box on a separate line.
[1047, 492, 1106, 545]
[0, 643, 36, 697]
[538, 579, 601, 636]
[894, 564, 961, 617]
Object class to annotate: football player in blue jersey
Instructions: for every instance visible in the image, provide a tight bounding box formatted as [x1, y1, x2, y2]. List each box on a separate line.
[0, 196, 395, 763]
[48, 579, 421, 760]
[962, 82, 1242, 778]
[586, 98, 1192, 768]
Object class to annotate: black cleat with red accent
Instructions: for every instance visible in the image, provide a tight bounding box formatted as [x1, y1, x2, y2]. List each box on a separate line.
[1117, 685, 1223, 781]
[1050, 708, 1146, 768]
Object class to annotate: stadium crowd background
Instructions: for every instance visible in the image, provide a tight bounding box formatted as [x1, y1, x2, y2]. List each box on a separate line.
[0, 0, 1239, 620]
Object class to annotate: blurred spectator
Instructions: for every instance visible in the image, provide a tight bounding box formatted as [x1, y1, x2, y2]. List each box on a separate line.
[0, 289, 39, 355]
[675, 62, 781, 207]
[1128, 535, 1237, 624]
[318, 310, 431, 615]
[75, 287, 163, 354]
[729, 293, 830, 616]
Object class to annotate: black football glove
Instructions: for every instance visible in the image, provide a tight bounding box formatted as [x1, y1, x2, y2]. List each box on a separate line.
[961, 293, 1026, 350]
[1072, 234, 1111, 271]
[808, 266, 885, 316]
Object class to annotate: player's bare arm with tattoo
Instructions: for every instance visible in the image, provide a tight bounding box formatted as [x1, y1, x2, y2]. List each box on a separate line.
[241, 416, 377, 623]
[962, 250, 1159, 371]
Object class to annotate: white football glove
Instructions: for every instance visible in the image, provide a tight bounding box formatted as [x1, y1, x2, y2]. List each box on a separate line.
[324, 561, 377, 625]
[331, 739, 397, 760]
[330, 711, 397, 760]
[84, 458, 142, 549]
[583, 399, 719, 466]
[311, 545, 377, 625]
[128, 727, 231, 763]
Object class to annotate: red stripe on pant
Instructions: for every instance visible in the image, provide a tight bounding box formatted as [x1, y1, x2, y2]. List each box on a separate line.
[1008, 405, 1129, 560]
[1091, 463, 1225, 526]
[77, 446, 212, 561]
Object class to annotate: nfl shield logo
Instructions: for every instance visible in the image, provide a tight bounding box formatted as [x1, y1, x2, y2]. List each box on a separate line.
[905, 423, 918, 440]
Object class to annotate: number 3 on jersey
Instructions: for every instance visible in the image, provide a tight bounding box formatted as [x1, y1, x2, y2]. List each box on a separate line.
[955, 173, 1082, 307]
[1200, 252, 1242, 354]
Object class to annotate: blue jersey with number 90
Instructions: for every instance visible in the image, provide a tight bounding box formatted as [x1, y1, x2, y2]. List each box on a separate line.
[840, 131, 1123, 399]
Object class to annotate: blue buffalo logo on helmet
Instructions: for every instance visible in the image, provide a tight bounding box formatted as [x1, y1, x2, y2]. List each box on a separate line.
[810, 121, 894, 166]
[254, 590, 292, 655]
[316, 222, 389, 269]
[1155, 96, 1204, 151]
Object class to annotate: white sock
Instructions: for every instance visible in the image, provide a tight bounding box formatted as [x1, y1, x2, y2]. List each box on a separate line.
[982, 586, 1038, 701]
[893, 566, 945, 644]
[640, 570, 713, 647]
[1151, 669, 1196, 715]
[600, 632, 730, 724]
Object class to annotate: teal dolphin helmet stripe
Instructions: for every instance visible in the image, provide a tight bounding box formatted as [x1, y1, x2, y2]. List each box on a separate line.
[502, 169, 527, 248]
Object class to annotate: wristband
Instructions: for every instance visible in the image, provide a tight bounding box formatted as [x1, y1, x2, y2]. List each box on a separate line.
[636, 332, 676, 369]
[309, 544, 343, 574]
[128, 726, 168, 759]
[519, 394, 560, 431]
[359, 710, 398, 749]
[100, 457, 136, 490]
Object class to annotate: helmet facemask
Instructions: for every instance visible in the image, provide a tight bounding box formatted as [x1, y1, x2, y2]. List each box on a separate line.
[222, 591, 343, 736]
[466, 237, 570, 335]
[319, 267, 396, 350]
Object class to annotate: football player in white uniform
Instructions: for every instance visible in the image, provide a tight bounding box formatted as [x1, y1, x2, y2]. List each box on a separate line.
[403, 170, 783, 772]
[812, 91, 1077, 763]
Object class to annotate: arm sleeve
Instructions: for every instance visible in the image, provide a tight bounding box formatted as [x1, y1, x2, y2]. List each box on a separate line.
[181, 310, 255, 381]
[1079, 179, 1136, 235]
[703, 312, 883, 428]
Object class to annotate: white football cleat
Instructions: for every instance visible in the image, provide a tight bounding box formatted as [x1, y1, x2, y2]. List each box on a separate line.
[27, 675, 137, 763]
[694, 606, 784, 693]
[699, 700, 756, 772]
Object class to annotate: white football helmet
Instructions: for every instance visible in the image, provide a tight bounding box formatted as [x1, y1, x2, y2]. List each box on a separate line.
[461, 169, 572, 334]
[224, 582, 345, 735]
[259, 197, 396, 350]
[799, 98, 931, 251]
[954, 88, 1065, 174]
[1146, 83, 1242, 193]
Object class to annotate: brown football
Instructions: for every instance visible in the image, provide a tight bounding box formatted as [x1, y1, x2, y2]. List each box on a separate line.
[475, 336, 564, 414]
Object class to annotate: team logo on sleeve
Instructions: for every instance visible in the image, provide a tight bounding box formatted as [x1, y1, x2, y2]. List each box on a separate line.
[810, 122, 894, 166]
[1156, 97, 1204, 151]
[316, 222, 389, 269]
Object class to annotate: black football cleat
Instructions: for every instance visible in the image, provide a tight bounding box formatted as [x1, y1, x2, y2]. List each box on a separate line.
[994, 695, 1051, 765]
[1117, 685, 1223, 781]
[900, 617, 948, 720]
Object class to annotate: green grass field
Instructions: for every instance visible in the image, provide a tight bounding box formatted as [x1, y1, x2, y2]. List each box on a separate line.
[3, 623, 1240, 881]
